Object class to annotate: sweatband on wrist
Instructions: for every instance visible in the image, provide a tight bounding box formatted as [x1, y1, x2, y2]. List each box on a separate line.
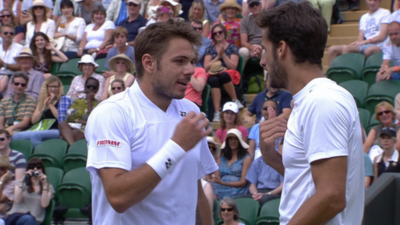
[146, 139, 186, 179]
[395, 66, 399, 72]
[370, 38, 373, 44]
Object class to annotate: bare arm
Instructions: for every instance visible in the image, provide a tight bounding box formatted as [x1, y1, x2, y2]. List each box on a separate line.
[4, 63, 21, 72]
[248, 139, 255, 159]
[241, 2, 249, 17]
[202, 22, 210, 38]
[97, 29, 113, 50]
[15, 168, 26, 182]
[51, 49, 68, 62]
[6, 116, 31, 133]
[249, 183, 258, 194]
[77, 32, 88, 56]
[125, 74, 135, 87]
[0, 76, 9, 93]
[197, 179, 212, 225]
[269, 182, 283, 195]
[396, 0, 400, 11]
[204, 54, 220, 72]
[363, 129, 376, 153]
[20, 11, 32, 25]
[365, 177, 372, 189]
[360, 24, 388, 44]
[100, 77, 111, 101]
[240, 33, 253, 50]
[287, 157, 347, 225]
[13, 180, 24, 204]
[190, 76, 206, 92]
[222, 54, 239, 70]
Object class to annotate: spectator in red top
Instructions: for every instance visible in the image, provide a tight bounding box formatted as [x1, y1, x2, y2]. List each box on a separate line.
[184, 67, 207, 109]
[215, 101, 248, 143]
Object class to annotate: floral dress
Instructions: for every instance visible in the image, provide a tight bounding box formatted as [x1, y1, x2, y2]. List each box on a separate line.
[213, 154, 250, 200]
[213, 18, 242, 48]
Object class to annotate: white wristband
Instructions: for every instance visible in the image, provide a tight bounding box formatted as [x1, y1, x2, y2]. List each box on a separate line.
[146, 139, 186, 179]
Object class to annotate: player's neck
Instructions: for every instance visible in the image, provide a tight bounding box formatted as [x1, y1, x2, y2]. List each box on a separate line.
[286, 63, 324, 96]
[137, 79, 172, 112]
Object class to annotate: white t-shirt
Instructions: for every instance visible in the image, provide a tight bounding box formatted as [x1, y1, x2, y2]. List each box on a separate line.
[0, 43, 22, 74]
[279, 78, 364, 225]
[86, 81, 218, 225]
[359, 8, 390, 48]
[389, 9, 400, 23]
[58, 17, 86, 52]
[383, 40, 400, 66]
[84, 20, 115, 49]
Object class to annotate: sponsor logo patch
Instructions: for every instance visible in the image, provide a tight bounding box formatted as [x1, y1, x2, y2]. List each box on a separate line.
[97, 140, 121, 147]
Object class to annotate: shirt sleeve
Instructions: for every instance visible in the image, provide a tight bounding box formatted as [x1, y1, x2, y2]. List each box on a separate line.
[245, 158, 258, 184]
[0, 99, 5, 117]
[57, 96, 72, 122]
[247, 92, 261, 114]
[95, 75, 105, 101]
[76, 18, 86, 43]
[359, 15, 366, 31]
[14, 153, 27, 168]
[104, 20, 116, 30]
[302, 93, 353, 163]
[248, 124, 257, 140]
[280, 91, 293, 109]
[52, 0, 61, 16]
[215, 129, 222, 141]
[240, 18, 248, 34]
[46, 20, 56, 39]
[205, 46, 213, 56]
[86, 102, 134, 173]
[383, 42, 392, 61]
[44, 0, 54, 8]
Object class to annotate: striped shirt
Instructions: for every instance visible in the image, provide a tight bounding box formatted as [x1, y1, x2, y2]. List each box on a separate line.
[8, 149, 27, 181]
[0, 94, 36, 128]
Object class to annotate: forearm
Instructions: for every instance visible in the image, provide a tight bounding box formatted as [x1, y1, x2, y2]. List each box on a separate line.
[249, 184, 258, 194]
[190, 78, 206, 92]
[269, 183, 283, 195]
[9, 120, 30, 131]
[241, 40, 253, 50]
[31, 109, 43, 124]
[219, 179, 247, 188]
[197, 180, 212, 225]
[222, 55, 237, 70]
[204, 56, 220, 71]
[262, 150, 285, 176]
[98, 36, 112, 50]
[52, 48, 68, 62]
[40, 184, 52, 208]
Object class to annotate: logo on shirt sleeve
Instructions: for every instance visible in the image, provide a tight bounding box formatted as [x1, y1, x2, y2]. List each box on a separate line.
[96, 140, 121, 148]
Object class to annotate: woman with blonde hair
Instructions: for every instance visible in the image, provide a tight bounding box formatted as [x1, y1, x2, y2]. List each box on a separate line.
[188, 0, 209, 37]
[0, 7, 17, 26]
[12, 76, 71, 147]
[25, 0, 56, 46]
[364, 101, 400, 159]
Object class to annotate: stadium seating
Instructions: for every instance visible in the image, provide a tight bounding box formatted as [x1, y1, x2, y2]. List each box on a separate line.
[46, 167, 64, 201]
[63, 85, 70, 95]
[234, 198, 260, 225]
[201, 84, 211, 113]
[95, 58, 108, 74]
[42, 199, 56, 225]
[9, 140, 34, 160]
[360, 52, 384, 87]
[57, 167, 91, 218]
[63, 139, 88, 173]
[31, 139, 68, 168]
[56, 58, 81, 76]
[327, 53, 365, 84]
[364, 80, 400, 114]
[339, 80, 368, 108]
[358, 108, 370, 130]
[255, 198, 280, 225]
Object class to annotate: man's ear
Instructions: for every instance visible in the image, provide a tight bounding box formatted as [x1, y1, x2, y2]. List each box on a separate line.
[277, 40, 287, 59]
[142, 53, 156, 74]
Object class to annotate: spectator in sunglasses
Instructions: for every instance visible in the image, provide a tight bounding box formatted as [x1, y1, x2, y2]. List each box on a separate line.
[60, 77, 100, 145]
[0, 8, 17, 27]
[0, 24, 22, 94]
[110, 79, 125, 95]
[5, 157, 53, 225]
[0, 129, 26, 182]
[218, 197, 244, 225]
[239, 0, 263, 63]
[100, 54, 134, 100]
[365, 101, 400, 161]
[191, 20, 212, 68]
[0, 72, 37, 134]
[66, 54, 105, 101]
[5, 47, 45, 100]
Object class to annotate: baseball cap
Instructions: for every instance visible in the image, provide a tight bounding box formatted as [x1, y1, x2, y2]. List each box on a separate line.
[127, 0, 142, 4]
[248, 0, 261, 6]
[379, 127, 396, 138]
[222, 102, 238, 113]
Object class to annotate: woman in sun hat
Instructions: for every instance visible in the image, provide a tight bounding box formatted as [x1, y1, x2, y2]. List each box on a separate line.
[211, 128, 252, 200]
[215, 101, 248, 143]
[100, 54, 135, 100]
[25, 0, 56, 46]
[66, 54, 105, 101]
[206, 59, 242, 122]
[213, 0, 242, 48]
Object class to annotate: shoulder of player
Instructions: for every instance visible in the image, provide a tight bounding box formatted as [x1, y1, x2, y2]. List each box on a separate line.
[304, 83, 353, 107]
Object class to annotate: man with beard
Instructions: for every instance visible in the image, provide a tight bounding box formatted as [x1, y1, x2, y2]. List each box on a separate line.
[85, 20, 218, 225]
[257, 2, 364, 225]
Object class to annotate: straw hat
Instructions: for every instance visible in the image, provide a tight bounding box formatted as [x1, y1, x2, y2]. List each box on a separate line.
[14, 47, 35, 61]
[28, 0, 50, 15]
[207, 136, 221, 158]
[208, 61, 227, 75]
[221, 128, 249, 149]
[219, 0, 242, 13]
[77, 54, 99, 69]
[155, 0, 182, 17]
[108, 54, 134, 73]
[0, 156, 15, 170]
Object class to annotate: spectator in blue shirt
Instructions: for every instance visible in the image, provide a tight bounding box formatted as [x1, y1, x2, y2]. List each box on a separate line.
[243, 73, 292, 125]
[118, 0, 148, 45]
[191, 20, 212, 68]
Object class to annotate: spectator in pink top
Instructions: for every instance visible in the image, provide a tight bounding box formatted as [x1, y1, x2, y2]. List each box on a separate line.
[184, 67, 207, 109]
[215, 101, 248, 143]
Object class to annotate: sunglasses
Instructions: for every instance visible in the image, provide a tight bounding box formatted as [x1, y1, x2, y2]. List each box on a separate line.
[249, 2, 261, 7]
[0, 167, 7, 171]
[28, 164, 43, 170]
[33, 6, 44, 10]
[193, 27, 203, 31]
[0, 137, 6, 142]
[220, 207, 233, 212]
[14, 82, 27, 87]
[127, 2, 139, 7]
[86, 85, 98, 90]
[3, 31, 14, 36]
[262, 107, 276, 111]
[378, 110, 391, 116]
[111, 87, 122, 91]
[213, 31, 223, 36]
[0, 14, 11, 18]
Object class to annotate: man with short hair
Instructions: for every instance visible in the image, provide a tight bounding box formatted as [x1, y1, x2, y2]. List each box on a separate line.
[258, 2, 364, 225]
[119, 0, 148, 46]
[85, 20, 217, 224]
[243, 73, 292, 125]
[0, 130, 27, 182]
[377, 21, 400, 81]
[5, 48, 45, 100]
[239, 0, 263, 62]
[192, 20, 212, 68]
[0, 25, 22, 74]
[0, 73, 37, 135]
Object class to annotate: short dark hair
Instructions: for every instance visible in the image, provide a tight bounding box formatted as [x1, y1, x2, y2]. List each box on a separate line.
[211, 23, 227, 44]
[60, 0, 74, 11]
[11, 72, 29, 84]
[85, 77, 99, 87]
[256, 2, 327, 68]
[134, 19, 201, 79]
[92, 5, 106, 19]
[191, 19, 203, 26]
[0, 24, 15, 32]
[0, 129, 11, 139]
[111, 79, 125, 89]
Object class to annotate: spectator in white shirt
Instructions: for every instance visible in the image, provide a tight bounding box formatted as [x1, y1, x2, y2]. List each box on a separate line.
[25, 0, 56, 47]
[377, 21, 400, 81]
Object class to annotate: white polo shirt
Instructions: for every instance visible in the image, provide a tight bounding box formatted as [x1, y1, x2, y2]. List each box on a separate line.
[0, 43, 22, 72]
[279, 78, 364, 225]
[383, 40, 400, 66]
[86, 81, 218, 225]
